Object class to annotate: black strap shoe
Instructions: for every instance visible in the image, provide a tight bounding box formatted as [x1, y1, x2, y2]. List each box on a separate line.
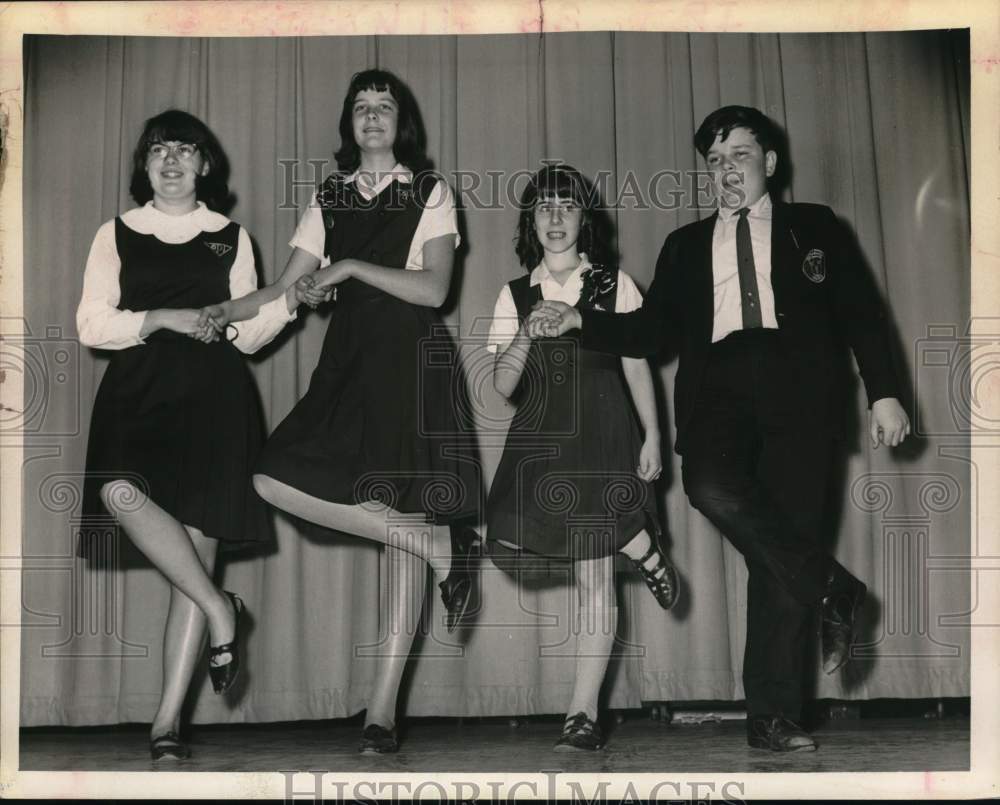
[628, 542, 680, 610]
[358, 723, 399, 754]
[150, 730, 191, 761]
[209, 591, 244, 694]
[747, 715, 817, 752]
[821, 570, 867, 674]
[439, 525, 480, 634]
[554, 712, 605, 752]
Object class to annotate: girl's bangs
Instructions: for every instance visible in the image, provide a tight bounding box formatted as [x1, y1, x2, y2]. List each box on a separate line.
[534, 169, 588, 206]
[144, 118, 207, 149]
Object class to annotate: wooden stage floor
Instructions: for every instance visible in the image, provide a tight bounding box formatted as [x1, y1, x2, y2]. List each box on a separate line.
[19, 714, 968, 774]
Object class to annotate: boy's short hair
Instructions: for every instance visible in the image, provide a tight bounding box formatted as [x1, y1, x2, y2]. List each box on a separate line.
[694, 105, 779, 159]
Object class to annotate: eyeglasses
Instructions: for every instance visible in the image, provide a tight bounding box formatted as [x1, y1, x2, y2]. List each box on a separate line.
[148, 142, 199, 160]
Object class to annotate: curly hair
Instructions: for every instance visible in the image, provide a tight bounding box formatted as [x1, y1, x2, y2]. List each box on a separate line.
[128, 109, 232, 212]
[333, 69, 433, 175]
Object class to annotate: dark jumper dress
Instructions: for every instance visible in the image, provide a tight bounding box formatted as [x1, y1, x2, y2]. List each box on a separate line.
[254, 174, 478, 523]
[79, 218, 273, 557]
[484, 269, 659, 577]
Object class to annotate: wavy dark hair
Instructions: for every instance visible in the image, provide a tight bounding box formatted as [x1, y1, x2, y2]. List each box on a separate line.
[514, 164, 609, 269]
[128, 109, 232, 212]
[693, 105, 779, 159]
[333, 69, 432, 174]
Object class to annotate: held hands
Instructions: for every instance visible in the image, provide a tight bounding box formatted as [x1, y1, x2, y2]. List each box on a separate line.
[637, 434, 663, 482]
[869, 397, 911, 449]
[525, 300, 582, 339]
[294, 274, 335, 309]
[295, 261, 354, 309]
[159, 308, 222, 343]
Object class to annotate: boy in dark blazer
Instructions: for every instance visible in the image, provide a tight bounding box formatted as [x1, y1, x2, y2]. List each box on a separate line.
[530, 106, 910, 752]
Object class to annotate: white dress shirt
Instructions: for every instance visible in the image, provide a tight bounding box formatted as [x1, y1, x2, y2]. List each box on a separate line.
[288, 163, 460, 269]
[487, 255, 644, 353]
[76, 202, 296, 354]
[711, 192, 779, 343]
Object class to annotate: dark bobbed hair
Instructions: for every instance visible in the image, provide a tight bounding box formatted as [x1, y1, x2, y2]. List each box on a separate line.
[333, 69, 432, 174]
[514, 164, 612, 270]
[128, 109, 232, 212]
[693, 105, 779, 159]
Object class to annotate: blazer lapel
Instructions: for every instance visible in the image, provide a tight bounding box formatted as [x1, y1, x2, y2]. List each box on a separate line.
[694, 213, 717, 344]
[770, 200, 800, 304]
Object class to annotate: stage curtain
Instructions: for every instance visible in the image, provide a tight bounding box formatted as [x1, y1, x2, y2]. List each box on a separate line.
[20, 30, 970, 726]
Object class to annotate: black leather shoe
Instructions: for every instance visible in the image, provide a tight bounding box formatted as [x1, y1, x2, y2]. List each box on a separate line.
[628, 542, 680, 610]
[150, 730, 191, 761]
[554, 712, 605, 751]
[439, 524, 479, 634]
[821, 570, 867, 674]
[747, 715, 817, 752]
[209, 591, 244, 694]
[358, 723, 399, 754]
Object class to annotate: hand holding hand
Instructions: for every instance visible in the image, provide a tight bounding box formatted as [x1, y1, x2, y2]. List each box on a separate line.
[294, 274, 335, 309]
[159, 309, 220, 342]
[637, 435, 663, 482]
[869, 397, 911, 448]
[527, 300, 582, 338]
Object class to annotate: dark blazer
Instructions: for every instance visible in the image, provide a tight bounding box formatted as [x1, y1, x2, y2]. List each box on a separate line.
[580, 200, 901, 453]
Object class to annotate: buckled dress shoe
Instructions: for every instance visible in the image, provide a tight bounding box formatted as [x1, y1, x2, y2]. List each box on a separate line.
[554, 712, 605, 751]
[439, 524, 480, 634]
[747, 715, 817, 752]
[821, 571, 867, 674]
[150, 730, 191, 761]
[628, 542, 680, 610]
[209, 591, 245, 694]
[358, 723, 399, 754]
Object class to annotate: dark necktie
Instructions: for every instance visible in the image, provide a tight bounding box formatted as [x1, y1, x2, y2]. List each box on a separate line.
[736, 207, 763, 329]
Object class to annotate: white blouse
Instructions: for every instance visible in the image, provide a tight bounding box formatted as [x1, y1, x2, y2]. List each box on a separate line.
[288, 164, 460, 269]
[486, 255, 644, 353]
[76, 202, 295, 354]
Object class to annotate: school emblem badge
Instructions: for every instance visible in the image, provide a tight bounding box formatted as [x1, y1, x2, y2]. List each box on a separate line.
[204, 242, 233, 258]
[802, 248, 826, 283]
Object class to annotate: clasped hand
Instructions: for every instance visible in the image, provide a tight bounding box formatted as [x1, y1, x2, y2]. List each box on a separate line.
[523, 300, 581, 339]
[294, 261, 353, 309]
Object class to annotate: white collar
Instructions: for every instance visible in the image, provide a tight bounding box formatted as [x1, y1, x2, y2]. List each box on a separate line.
[121, 201, 230, 240]
[717, 192, 773, 221]
[530, 253, 591, 287]
[345, 163, 412, 199]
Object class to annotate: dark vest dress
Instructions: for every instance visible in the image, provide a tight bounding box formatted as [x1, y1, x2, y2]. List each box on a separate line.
[79, 218, 273, 557]
[483, 268, 659, 579]
[254, 175, 478, 524]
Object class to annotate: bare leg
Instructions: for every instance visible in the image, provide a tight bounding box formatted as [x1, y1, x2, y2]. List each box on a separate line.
[150, 527, 219, 738]
[100, 481, 236, 665]
[253, 474, 455, 583]
[365, 545, 425, 730]
[565, 555, 618, 722]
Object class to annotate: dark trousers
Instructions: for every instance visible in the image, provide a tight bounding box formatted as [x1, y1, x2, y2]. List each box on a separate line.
[680, 330, 839, 720]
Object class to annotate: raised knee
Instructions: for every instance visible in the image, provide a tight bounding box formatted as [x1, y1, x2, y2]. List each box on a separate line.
[683, 478, 741, 522]
[252, 473, 277, 504]
[99, 479, 141, 514]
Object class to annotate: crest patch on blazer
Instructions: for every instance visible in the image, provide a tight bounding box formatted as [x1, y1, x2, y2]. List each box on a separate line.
[204, 241, 233, 258]
[802, 248, 826, 283]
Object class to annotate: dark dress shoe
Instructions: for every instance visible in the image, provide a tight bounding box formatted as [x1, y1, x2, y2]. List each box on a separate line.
[747, 716, 817, 752]
[439, 524, 480, 634]
[209, 591, 244, 694]
[554, 712, 605, 751]
[628, 542, 680, 610]
[821, 571, 867, 674]
[358, 723, 399, 754]
[150, 731, 191, 761]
